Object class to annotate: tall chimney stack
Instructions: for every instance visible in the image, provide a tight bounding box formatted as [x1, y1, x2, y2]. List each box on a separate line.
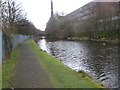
[51, 0, 53, 17]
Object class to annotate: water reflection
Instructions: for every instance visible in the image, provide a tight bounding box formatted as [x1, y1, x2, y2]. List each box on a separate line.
[38, 38, 119, 88]
[37, 37, 50, 54]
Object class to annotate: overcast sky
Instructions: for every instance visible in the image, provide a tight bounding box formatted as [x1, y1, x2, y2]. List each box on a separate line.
[18, 0, 93, 31]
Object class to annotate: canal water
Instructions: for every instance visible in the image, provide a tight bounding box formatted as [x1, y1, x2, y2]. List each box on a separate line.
[38, 37, 119, 88]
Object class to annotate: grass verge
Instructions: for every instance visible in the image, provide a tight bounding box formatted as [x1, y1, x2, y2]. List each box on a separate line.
[0, 65, 2, 89]
[29, 39, 103, 88]
[2, 45, 20, 88]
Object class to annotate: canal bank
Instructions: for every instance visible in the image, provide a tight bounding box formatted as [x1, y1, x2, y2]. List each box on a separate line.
[67, 37, 119, 45]
[2, 39, 103, 88]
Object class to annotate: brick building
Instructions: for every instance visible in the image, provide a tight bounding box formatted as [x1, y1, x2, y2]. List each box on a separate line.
[65, 2, 94, 21]
[65, 1, 119, 21]
[64, 1, 119, 30]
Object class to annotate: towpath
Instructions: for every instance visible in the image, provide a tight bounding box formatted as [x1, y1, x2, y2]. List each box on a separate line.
[14, 41, 53, 88]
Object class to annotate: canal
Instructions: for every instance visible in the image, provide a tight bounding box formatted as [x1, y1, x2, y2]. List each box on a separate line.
[38, 37, 119, 88]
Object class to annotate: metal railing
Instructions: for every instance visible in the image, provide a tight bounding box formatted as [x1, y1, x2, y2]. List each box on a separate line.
[1, 31, 32, 64]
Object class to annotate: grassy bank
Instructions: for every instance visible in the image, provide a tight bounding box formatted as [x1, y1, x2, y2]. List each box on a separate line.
[68, 37, 118, 44]
[0, 65, 2, 89]
[29, 39, 103, 88]
[2, 45, 20, 88]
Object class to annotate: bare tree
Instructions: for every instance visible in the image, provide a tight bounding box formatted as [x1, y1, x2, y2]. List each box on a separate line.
[2, 0, 26, 33]
[1, 0, 26, 58]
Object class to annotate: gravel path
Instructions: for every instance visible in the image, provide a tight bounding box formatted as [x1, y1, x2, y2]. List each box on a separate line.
[14, 41, 53, 88]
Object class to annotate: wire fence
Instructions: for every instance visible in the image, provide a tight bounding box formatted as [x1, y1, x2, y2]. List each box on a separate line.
[1, 31, 32, 64]
[11, 34, 32, 48]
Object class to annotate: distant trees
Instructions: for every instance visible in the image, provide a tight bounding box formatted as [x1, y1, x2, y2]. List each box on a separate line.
[45, 13, 74, 39]
[15, 19, 38, 35]
[2, 0, 37, 35]
[45, 16, 58, 38]
[1, 0, 38, 58]
[58, 17, 74, 38]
